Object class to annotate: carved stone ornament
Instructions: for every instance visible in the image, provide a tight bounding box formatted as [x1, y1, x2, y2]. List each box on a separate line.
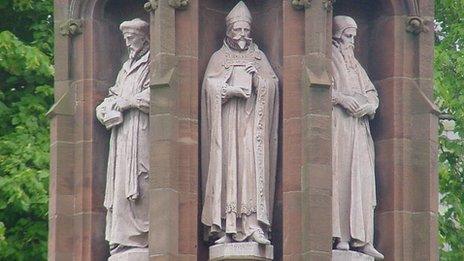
[323, 0, 335, 10]
[144, 0, 158, 12]
[290, 0, 310, 10]
[144, 0, 189, 12]
[168, 0, 189, 9]
[406, 16, 431, 35]
[59, 19, 82, 36]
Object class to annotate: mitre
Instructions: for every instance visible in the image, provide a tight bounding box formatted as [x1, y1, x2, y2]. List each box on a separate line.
[226, 1, 252, 26]
[333, 15, 357, 39]
[120, 18, 149, 36]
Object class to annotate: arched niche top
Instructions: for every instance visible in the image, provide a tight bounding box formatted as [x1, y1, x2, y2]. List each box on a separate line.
[379, 0, 431, 16]
[333, 0, 426, 17]
[69, 0, 146, 21]
[378, 0, 408, 16]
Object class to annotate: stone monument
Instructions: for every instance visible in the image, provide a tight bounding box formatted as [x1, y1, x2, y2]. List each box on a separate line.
[95, 18, 150, 261]
[49, 0, 437, 260]
[331, 15, 383, 260]
[200, 1, 279, 260]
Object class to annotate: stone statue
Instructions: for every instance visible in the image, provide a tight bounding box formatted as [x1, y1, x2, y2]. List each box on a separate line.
[96, 18, 150, 258]
[331, 15, 384, 260]
[200, 1, 279, 246]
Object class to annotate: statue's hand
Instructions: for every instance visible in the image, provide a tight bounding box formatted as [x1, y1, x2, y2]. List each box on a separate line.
[245, 63, 257, 74]
[239, 86, 251, 98]
[228, 85, 251, 99]
[113, 97, 132, 111]
[339, 96, 360, 114]
[245, 63, 259, 87]
[352, 104, 375, 118]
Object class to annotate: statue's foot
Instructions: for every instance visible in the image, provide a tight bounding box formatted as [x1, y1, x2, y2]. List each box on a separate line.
[251, 230, 271, 245]
[360, 244, 384, 260]
[215, 235, 231, 244]
[109, 245, 131, 255]
[335, 241, 350, 250]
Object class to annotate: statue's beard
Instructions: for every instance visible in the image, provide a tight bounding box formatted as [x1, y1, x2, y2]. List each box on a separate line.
[227, 35, 252, 51]
[128, 48, 137, 59]
[127, 42, 149, 60]
[339, 43, 357, 70]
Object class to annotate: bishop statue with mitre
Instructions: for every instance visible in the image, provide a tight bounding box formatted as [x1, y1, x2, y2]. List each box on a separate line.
[201, 1, 279, 245]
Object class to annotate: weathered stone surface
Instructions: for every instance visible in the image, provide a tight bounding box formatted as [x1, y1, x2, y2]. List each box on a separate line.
[332, 250, 374, 261]
[210, 242, 273, 261]
[109, 248, 149, 261]
[283, 191, 302, 256]
[50, 0, 437, 261]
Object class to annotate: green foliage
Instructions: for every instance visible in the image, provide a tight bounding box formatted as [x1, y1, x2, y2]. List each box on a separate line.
[0, 0, 53, 260]
[0, 0, 461, 259]
[435, 0, 464, 260]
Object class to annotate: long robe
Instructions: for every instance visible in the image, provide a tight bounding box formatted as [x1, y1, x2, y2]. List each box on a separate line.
[96, 51, 150, 248]
[331, 43, 379, 246]
[201, 42, 279, 241]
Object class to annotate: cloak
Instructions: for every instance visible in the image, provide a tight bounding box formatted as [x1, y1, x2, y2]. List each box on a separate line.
[331, 43, 379, 245]
[96, 51, 150, 248]
[201, 42, 279, 237]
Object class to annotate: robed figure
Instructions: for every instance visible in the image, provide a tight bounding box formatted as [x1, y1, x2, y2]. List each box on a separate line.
[201, 1, 279, 245]
[96, 18, 150, 255]
[331, 16, 383, 259]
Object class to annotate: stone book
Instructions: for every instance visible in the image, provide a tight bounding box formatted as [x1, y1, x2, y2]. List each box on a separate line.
[353, 92, 369, 109]
[229, 65, 252, 93]
[103, 109, 123, 129]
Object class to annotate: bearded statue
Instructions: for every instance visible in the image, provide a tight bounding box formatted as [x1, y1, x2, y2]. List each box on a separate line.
[331, 15, 384, 260]
[200, 1, 279, 247]
[96, 18, 150, 260]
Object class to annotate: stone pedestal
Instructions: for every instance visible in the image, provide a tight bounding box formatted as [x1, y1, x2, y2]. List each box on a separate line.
[108, 248, 148, 261]
[209, 242, 274, 260]
[332, 250, 374, 261]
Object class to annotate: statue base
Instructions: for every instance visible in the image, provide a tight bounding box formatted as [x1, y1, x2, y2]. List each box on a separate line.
[332, 250, 374, 261]
[209, 242, 273, 260]
[108, 248, 148, 261]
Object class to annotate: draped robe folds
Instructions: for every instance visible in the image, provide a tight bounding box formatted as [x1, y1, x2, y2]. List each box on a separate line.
[96, 51, 150, 248]
[331, 43, 379, 246]
[201, 42, 279, 241]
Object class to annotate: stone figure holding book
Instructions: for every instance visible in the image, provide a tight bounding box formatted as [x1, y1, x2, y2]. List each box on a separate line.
[200, 1, 279, 246]
[95, 18, 150, 257]
[331, 15, 384, 259]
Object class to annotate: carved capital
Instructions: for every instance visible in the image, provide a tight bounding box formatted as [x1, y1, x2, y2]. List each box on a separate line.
[59, 19, 82, 37]
[168, 0, 189, 9]
[323, 0, 335, 11]
[145, 0, 188, 11]
[144, 0, 158, 12]
[406, 16, 430, 35]
[291, 0, 310, 10]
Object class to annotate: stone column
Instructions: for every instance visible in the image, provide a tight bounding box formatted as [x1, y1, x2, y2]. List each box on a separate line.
[283, 0, 333, 260]
[148, 0, 199, 259]
[49, 0, 75, 259]
[370, 1, 439, 260]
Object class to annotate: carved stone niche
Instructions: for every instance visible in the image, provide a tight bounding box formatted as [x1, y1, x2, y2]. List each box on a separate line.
[99, 0, 149, 82]
[95, 1, 150, 261]
[51, 0, 149, 260]
[332, 0, 438, 260]
[198, 0, 283, 260]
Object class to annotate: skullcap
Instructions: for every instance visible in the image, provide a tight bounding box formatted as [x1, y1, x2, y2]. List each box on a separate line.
[119, 18, 149, 36]
[333, 15, 357, 39]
